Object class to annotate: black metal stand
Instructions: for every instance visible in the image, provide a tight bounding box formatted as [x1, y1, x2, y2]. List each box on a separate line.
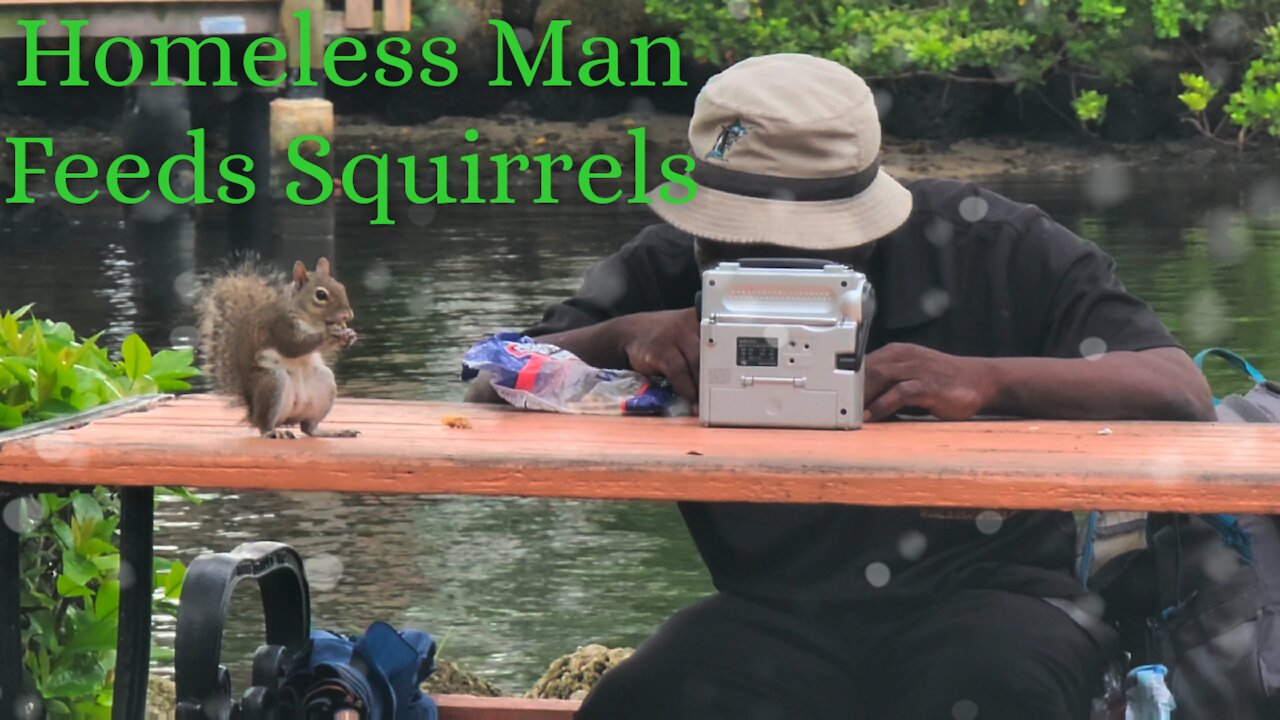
[1, 491, 38, 720]
[175, 542, 311, 719]
[113, 487, 155, 720]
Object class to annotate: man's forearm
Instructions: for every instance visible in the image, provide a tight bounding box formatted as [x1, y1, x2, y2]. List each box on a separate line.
[983, 349, 1215, 421]
[532, 318, 630, 370]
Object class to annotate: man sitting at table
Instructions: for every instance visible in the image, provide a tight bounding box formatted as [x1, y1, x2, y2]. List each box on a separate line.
[466, 53, 1214, 719]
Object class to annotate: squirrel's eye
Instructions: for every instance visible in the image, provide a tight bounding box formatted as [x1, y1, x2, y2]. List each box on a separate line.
[315, 288, 329, 302]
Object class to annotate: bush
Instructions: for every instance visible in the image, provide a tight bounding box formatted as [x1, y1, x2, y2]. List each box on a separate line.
[643, 0, 1280, 145]
[2, 304, 200, 717]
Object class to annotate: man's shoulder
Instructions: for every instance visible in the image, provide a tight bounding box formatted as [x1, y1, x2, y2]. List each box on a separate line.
[899, 176, 1050, 232]
[622, 222, 699, 255]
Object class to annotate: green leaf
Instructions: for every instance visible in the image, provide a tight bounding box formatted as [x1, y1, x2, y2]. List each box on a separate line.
[120, 334, 152, 382]
[51, 517, 76, 550]
[71, 493, 104, 523]
[0, 403, 23, 429]
[42, 662, 108, 700]
[163, 559, 186, 599]
[1179, 91, 1209, 112]
[64, 617, 117, 652]
[56, 574, 92, 599]
[77, 538, 117, 559]
[149, 347, 198, 378]
[62, 552, 98, 587]
[157, 486, 205, 505]
[71, 702, 112, 720]
[28, 609, 60, 650]
[94, 581, 120, 621]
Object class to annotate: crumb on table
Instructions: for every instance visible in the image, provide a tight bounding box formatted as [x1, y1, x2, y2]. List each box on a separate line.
[441, 414, 472, 429]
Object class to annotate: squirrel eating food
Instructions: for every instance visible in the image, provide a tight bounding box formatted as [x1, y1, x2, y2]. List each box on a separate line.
[195, 256, 361, 440]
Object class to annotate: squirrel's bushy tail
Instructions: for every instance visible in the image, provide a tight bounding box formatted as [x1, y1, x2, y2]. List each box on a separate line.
[194, 254, 285, 405]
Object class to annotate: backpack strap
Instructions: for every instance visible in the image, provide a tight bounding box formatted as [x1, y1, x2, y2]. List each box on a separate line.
[1188, 351, 1267, 564]
[1193, 348, 1268, 405]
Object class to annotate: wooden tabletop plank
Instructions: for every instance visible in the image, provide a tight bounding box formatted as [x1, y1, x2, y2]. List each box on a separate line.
[0, 394, 1277, 513]
[436, 695, 579, 720]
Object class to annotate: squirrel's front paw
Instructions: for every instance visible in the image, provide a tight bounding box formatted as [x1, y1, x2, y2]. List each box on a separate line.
[328, 325, 358, 349]
[262, 429, 298, 439]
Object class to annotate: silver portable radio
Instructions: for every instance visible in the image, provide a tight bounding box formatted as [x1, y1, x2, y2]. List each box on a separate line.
[696, 258, 875, 430]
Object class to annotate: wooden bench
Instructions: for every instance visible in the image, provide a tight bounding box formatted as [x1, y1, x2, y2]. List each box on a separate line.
[2, 393, 1279, 719]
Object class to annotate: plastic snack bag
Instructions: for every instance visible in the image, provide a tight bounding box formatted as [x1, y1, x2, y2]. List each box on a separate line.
[460, 332, 693, 417]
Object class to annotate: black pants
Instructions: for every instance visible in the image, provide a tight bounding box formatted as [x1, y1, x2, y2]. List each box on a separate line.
[576, 589, 1114, 720]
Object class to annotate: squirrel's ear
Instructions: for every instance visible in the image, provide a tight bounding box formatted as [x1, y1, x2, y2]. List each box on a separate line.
[315, 257, 331, 277]
[293, 261, 308, 288]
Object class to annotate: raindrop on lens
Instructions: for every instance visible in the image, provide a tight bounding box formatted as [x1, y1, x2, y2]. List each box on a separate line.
[515, 27, 535, 52]
[890, 47, 909, 70]
[920, 288, 950, 319]
[898, 530, 928, 561]
[958, 196, 988, 223]
[627, 96, 656, 119]
[865, 562, 891, 588]
[1209, 12, 1247, 49]
[408, 204, 437, 227]
[1205, 208, 1248, 266]
[118, 560, 136, 590]
[975, 511, 1003, 535]
[1186, 289, 1229, 344]
[1079, 337, 1107, 361]
[1084, 158, 1132, 209]
[1205, 60, 1231, 90]
[873, 88, 894, 119]
[727, 0, 751, 21]
[33, 434, 73, 464]
[173, 271, 200, 304]
[306, 553, 345, 592]
[363, 261, 393, 293]
[407, 287, 435, 317]
[1245, 177, 1280, 222]
[1078, 593, 1107, 623]
[924, 217, 954, 246]
[952, 700, 979, 720]
[170, 325, 197, 348]
[2, 497, 42, 535]
[1202, 542, 1242, 584]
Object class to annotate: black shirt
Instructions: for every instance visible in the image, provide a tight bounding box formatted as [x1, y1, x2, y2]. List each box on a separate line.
[522, 178, 1181, 606]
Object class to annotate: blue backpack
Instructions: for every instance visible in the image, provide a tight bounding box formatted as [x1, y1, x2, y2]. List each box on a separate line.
[273, 622, 440, 719]
[1078, 348, 1280, 719]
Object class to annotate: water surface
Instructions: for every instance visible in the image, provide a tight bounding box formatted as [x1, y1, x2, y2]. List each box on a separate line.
[3, 167, 1278, 693]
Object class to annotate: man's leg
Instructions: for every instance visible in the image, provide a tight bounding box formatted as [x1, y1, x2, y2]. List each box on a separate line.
[575, 593, 864, 720]
[878, 589, 1114, 720]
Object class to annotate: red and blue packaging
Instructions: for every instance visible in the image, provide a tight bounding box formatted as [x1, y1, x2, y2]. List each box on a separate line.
[460, 332, 691, 416]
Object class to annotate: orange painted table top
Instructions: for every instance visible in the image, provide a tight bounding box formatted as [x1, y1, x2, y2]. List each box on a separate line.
[0, 393, 1277, 513]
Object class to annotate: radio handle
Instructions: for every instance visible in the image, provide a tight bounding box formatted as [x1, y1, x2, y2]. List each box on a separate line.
[735, 258, 839, 270]
[852, 284, 876, 371]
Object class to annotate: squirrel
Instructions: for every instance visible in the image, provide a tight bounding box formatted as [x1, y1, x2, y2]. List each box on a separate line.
[195, 255, 361, 440]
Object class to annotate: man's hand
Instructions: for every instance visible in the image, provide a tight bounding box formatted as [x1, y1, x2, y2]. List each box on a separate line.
[616, 307, 702, 402]
[863, 343, 996, 422]
[524, 308, 702, 403]
[861, 343, 1214, 423]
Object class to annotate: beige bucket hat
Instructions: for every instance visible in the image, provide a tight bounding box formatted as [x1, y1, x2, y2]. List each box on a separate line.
[648, 53, 913, 250]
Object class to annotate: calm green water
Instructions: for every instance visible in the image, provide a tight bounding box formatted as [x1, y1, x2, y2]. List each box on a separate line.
[2, 166, 1278, 693]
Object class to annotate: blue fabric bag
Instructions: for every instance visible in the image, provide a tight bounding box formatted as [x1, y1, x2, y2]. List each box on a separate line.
[275, 621, 440, 719]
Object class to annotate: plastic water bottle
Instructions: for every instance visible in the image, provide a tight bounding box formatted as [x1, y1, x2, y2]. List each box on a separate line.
[1125, 664, 1176, 720]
